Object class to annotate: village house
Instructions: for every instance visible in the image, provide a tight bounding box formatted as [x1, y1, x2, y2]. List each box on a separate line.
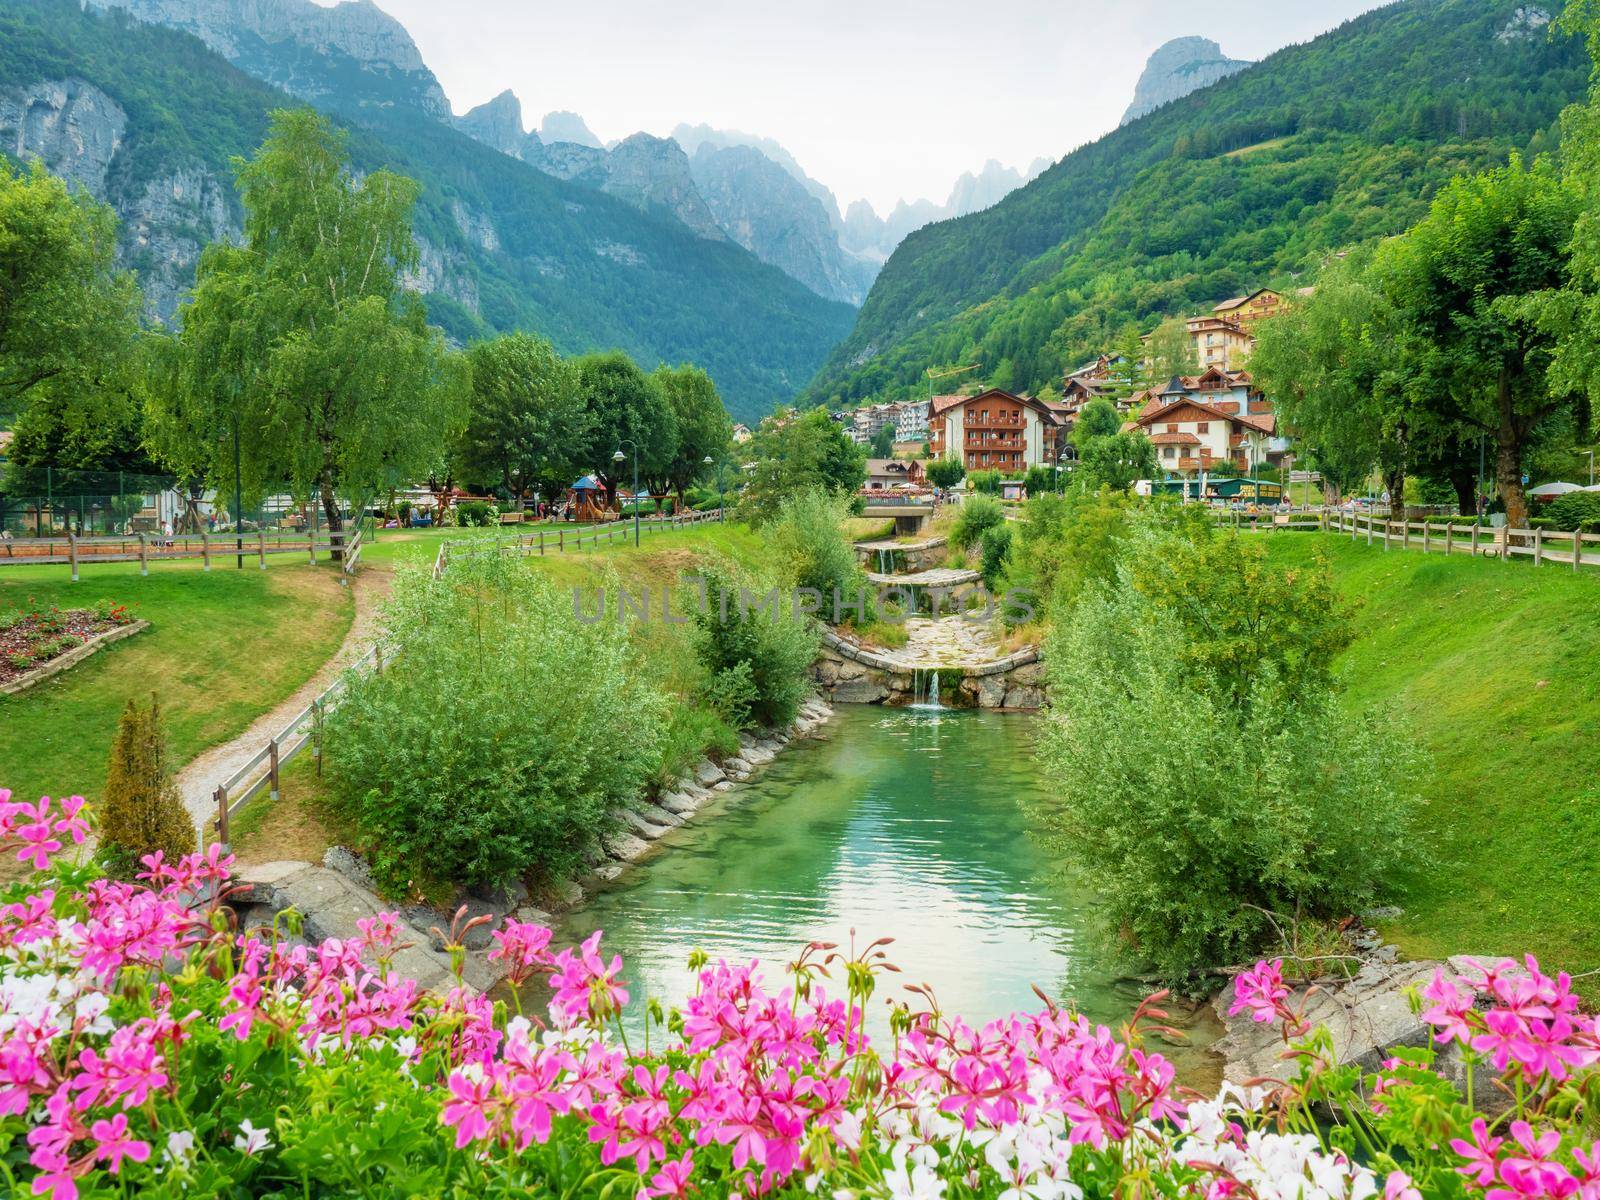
[1185, 314, 1254, 371]
[1209, 287, 1288, 330]
[863, 458, 927, 490]
[927, 388, 1070, 472]
[1128, 368, 1281, 478]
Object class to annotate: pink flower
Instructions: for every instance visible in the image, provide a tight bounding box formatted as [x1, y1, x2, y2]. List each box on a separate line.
[1421, 968, 1475, 1045]
[90, 1113, 150, 1174]
[440, 1070, 497, 1148]
[1451, 1118, 1506, 1186]
[643, 1152, 695, 1199]
[1228, 960, 1289, 1024]
[1385, 1170, 1421, 1200]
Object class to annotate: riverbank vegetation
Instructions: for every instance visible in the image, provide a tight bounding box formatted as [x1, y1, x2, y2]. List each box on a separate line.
[1262, 534, 1600, 993]
[1035, 503, 1420, 987]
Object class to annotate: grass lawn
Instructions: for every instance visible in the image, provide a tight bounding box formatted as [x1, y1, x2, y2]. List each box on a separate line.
[1263, 535, 1600, 987]
[0, 556, 354, 806]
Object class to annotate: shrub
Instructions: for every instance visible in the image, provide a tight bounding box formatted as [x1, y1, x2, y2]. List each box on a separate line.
[1544, 490, 1600, 530]
[979, 522, 1013, 589]
[324, 555, 663, 891]
[1022, 464, 1055, 496]
[692, 561, 818, 730]
[769, 487, 870, 621]
[968, 468, 1003, 495]
[951, 492, 1005, 551]
[925, 455, 965, 490]
[98, 695, 194, 877]
[454, 499, 496, 527]
[1036, 522, 1415, 987]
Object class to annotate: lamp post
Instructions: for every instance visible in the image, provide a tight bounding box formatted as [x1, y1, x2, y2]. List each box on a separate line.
[613, 441, 640, 547]
[703, 454, 724, 516]
[1587, 449, 1596, 488]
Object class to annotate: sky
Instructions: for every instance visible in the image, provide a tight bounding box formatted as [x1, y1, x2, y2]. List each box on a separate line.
[351, 0, 1390, 215]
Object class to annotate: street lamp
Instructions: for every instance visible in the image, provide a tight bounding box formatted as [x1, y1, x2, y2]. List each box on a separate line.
[613, 442, 640, 547]
[1587, 449, 1596, 488]
[703, 454, 724, 516]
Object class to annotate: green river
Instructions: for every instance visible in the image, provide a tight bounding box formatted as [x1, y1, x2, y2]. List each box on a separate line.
[553, 706, 1220, 1079]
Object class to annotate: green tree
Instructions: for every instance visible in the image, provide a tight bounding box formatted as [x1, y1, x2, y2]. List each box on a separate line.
[1076, 431, 1157, 491]
[99, 696, 193, 877]
[453, 333, 587, 502]
[1071, 398, 1122, 450]
[1143, 316, 1197, 387]
[653, 363, 732, 508]
[0, 159, 139, 420]
[739, 407, 865, 524]
[770, 487, 869, 620]
[925, 456, 965, 490]
[575, 351, 677, 507]
[1249, 254, 1402, 503]
[151, 110, 468, 545]
[869, 424, 895, 458]
[1377, 155, 1580, 527]
[692, 560, 819, 729]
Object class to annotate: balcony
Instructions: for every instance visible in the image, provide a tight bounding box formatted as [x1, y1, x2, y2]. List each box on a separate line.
[963, 415, 1022, 428]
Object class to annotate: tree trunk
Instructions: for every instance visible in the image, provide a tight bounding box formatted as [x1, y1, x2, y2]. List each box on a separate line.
[1496, 373, 1529, 531]
[1448, 464, 1477, 519]
[319, 472, 344, 562]
[1383, 466, 1406, 519]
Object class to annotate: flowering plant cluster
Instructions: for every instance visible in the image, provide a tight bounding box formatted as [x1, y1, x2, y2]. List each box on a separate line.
[2, 785, 1597, 1200]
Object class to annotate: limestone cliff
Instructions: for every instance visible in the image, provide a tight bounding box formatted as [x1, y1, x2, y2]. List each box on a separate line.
[1120, 37, 1251, 126]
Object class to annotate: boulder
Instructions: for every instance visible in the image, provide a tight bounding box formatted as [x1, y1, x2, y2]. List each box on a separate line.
[694, 760, 725, 787]
[971, 674, 1008, 708]
[836, 659, 867, 682]
[617, 808, 672, 839]
[658, 791, 701, 817]
[1002, 685, 1046, 710]
[832, 678, 889, 704]
[812, 657, 841, 685]
[602, 832, 652, 862]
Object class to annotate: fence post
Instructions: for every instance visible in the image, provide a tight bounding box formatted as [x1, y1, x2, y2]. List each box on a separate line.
[138, 533, 148, 577]
[258, 529, 267, 570]
[1423, 522, 1431, 555]
[1574, 531, 1583, 572]
[1534, 525, 1544, 567]
[538, 531, 545, 556]
[68, 534, 79, 583]
[308, 532, 316, 565]
[214, 785, 230, 849]
[313, 699, 324, 779]
[1403, 518, 1410, 551]
[558, 530, 564, 553]
[1383, 520, 1390, 552]
[201, 529, 211, 571]
[268, 738, 280, 803]
[1445, 522, 1453, 557]
[1471, 523, 1479, 557]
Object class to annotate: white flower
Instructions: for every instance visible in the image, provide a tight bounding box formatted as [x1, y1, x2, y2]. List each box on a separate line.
[884, 1160, 947, 1200]
[835, 1109, 864, 1152]
[233, 1119, 274, 1156]
[163, 1129, 198, 1171]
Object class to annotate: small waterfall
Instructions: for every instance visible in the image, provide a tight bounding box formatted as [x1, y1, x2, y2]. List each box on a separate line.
[927, 670, 941, 708]
[908, 667, 943, 710]
[877, 547, 894, 574]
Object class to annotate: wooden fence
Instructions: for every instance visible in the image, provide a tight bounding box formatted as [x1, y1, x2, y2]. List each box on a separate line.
[2, 527, 361, 580]
[212, 507, 720, 844]
[433, 508, 725, 577]
[1218, 506, 1600, 572]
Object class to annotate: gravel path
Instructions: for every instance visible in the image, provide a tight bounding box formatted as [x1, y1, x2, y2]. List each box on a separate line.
[176, 572, 390, 836]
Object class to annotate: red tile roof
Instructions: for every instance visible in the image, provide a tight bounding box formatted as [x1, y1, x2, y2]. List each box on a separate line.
[1150, 431, 1201, 447]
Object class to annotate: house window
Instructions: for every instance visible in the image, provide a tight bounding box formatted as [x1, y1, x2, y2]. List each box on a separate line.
[1166, 424, 1178, 433]
[1197, 422, 1209, 433]
[1163, 447, 1175, 460]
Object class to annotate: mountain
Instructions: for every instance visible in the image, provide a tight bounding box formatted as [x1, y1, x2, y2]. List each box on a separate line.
[84, 0, 451, 118]
[839, 158, 1054, 264]
[539, 109, 602, 149]
[1121, 37, 1251, 126]
[456, 88, 540, 160]
[802, 0, 1583, 407]
[672, 122, 844, 228]
[0, 0, 854, 422]
[689, 144, 875, 304]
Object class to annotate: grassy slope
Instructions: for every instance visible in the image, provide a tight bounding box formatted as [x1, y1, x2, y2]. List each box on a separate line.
[0, 558, 354, 804]
[1263, 536, 1600, 981]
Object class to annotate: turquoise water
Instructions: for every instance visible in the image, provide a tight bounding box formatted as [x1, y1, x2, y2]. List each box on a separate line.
[550, 706, 1219, 1075]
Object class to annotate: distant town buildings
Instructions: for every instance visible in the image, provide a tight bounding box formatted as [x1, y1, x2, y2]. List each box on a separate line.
[832, 399, 930, 446]
[1126, 367, 1286, 476]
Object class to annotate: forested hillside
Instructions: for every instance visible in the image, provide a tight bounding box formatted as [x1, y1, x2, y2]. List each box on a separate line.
[0, 0, 854, 422]
[802, 0, 1586, 405]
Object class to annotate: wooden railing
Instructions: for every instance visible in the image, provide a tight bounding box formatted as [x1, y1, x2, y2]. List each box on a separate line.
[3, 528, 359, 580]
[1216, 505, 1600, 572]
[434, 508, 725, 575]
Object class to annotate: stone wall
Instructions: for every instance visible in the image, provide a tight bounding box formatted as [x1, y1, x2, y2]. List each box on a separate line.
[811, 630, 1046, 709]
[854, 537, 949, 574]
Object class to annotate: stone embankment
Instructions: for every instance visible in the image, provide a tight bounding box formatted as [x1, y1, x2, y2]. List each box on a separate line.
[854, 536, 948, 574]
[812, 628, 1045, 708]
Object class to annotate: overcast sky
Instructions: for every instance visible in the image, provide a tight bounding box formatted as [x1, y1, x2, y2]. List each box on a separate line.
[356, 0, 1389, 214]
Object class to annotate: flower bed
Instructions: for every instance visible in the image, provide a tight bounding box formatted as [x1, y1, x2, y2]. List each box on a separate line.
[0, 599, 137, 686]
[1, 786, 1596, 1200]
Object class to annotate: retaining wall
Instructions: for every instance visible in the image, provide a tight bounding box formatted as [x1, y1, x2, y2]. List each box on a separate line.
[811, 629, 1046, 709]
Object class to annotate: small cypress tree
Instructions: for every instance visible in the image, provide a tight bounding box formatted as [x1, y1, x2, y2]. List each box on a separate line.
[100, 695, 193, 875]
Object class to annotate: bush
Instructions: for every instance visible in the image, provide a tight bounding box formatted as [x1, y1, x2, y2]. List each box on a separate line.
[925, 455, 965, 490]
[454, 499, 496, 527]
[324, 555, 663, 891]
[98, 695, 193, 877]
[692, 561, 819, 730]
[951, 492, 1005, 551]
[1036, 521, 1416, 987]
[968, 468, 1003, 495]
[770, 487, 870, 621]
[979, 522, 1013, 589]
[1022, 464, 1055, 496]
[1543, 490, 1600, 531]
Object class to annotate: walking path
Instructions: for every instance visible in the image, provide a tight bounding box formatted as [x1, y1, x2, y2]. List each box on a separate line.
[880, 616, 1002, 668]
[176, 572, 389, 835]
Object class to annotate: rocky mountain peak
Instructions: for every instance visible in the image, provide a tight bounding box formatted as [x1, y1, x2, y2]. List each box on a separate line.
[539, 110, 603, 148]
[84, 0, 451, 117]
[457, 90, 535, 159]
[1120, 36, 1251, 126]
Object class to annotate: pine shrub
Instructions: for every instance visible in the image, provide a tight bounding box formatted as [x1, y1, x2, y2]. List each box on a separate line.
[99, 695, 194, 876]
